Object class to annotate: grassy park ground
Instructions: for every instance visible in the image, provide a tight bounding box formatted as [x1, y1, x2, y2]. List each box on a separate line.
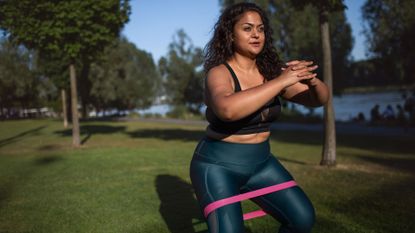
[0, 119, 414, 233]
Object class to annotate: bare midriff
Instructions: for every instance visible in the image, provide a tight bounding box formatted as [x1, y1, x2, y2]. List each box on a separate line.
[206, 126, 270, 144]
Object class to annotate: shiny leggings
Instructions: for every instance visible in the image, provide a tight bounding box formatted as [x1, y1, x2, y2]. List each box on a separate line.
[190, 137, 315, 233]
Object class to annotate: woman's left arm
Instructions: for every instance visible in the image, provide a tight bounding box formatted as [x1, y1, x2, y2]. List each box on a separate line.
[282, 75, 330, 107]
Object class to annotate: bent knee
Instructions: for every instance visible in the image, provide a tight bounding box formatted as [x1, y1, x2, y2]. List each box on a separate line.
[207, 208, 245, 233]
[286, 206, 315, 233]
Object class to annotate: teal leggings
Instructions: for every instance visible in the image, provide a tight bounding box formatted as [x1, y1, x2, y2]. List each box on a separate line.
[190, 137, 315, 233]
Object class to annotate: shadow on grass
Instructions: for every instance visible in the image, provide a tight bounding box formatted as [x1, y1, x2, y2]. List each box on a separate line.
[155, 175, 207, 233]
[38, 144, 63, 151]
[313, 216, 350, 233]
[1, 155, 63, 211]
[34, 155, 63, 165]
[0, 182, 13, 209]
[54, 124, 127, 145]
[127, 129, 205, 142]
[278, 157, 308, 165]
[155, 175, 253, 233]
[333, 176, 415, 233]
[0, 125, 47, 148]
[355, 154, 415, 175]
[270, 130, 415, 155]
[309, 151, 415, 232]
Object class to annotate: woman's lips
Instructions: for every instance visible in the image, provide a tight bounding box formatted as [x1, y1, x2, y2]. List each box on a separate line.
[249, 42, 261, 47]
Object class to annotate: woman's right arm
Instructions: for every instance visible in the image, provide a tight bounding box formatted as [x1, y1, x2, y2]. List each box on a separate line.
[205, 62, 315, 121]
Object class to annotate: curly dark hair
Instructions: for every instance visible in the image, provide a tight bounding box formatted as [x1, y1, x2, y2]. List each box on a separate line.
[204, 2, 284, 80]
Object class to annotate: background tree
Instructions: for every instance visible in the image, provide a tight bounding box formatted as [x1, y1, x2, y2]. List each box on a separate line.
[362, 0, 415, 85]
[291, 0, 346, 166]
[264, 1, 352, 93]
[36, 52, 70, 127]
[89, 38, 160, 115]
[158, 29, 204, 116]
[0, 39, 50, 118]
[0, 0, 130, 147]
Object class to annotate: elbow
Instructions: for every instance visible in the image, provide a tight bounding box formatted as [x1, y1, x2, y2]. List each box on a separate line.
[321, 89, 330, 105]
[215, 106, 238, 122]
[307, 94, 329, 107]
[317, 94, 330, 106]
[322, 96, 329, 106]
[314, 88, 330, 107]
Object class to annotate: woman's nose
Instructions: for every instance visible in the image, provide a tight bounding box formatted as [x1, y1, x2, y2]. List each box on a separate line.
[251, 29, 259, 38]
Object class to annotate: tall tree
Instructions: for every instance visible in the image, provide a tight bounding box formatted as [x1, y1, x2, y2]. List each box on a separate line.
[362, 0, 415, 85]
[89, 38, 160, 113]
[0, 0, 130, 147]
[159, 29, 204, 114]
[292, 0, 346, 166]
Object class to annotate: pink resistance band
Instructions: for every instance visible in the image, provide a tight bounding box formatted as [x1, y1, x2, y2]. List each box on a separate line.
[203, 180, 297, 221]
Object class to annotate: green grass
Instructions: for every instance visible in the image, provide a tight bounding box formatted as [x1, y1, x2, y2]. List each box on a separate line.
[0, 119, 414, 233]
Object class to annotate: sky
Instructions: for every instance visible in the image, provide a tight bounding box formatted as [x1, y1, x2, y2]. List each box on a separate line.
[122, 0, 367, 63]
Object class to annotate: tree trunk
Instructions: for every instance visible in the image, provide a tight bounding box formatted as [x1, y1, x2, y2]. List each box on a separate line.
[80, 62, 91, 119]
[70, 63, 81, 147]
[319, 10, 337, 166]
[61, 89, 68, 128]
[0, 103, 4, 118]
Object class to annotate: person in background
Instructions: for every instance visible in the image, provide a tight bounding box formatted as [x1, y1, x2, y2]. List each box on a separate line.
[353, 112, 366, 123]
[382, 104, 395, 121]
[370, 104, 382, 123]
[396, 104, 407, 127]
[404, 91, 415, 125]
[189, 3, 329, 233]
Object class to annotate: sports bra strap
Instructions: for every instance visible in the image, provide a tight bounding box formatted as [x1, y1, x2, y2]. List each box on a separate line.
[224, 62, 242, 92]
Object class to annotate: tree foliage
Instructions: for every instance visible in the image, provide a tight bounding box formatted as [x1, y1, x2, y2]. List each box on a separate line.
[362, 0, 415, 84]
[0, 0, 130, 62]
[159, 29, 204, 114]
[0, 0, 130, 146]
[0, 39, 55, 117]
[89, 38, 160, 113]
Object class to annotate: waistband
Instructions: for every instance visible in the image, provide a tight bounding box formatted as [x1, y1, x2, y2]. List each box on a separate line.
[194, 137, 270, 166]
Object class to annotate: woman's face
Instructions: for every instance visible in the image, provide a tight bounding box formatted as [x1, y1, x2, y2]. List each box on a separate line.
[232, 11, 265, 58]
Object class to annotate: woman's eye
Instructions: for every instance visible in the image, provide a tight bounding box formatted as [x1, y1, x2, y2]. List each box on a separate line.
[258, 27, 264, 32]
[243, 27, 251, 31]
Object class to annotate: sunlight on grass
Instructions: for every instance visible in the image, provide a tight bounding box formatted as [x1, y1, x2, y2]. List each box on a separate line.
[0, 119, 414, 233]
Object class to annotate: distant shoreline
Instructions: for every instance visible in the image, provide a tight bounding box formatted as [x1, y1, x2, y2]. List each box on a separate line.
[341, 84, 415, 94]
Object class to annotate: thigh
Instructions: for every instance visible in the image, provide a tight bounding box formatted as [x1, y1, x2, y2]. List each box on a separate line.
[190, 159, 245, 233]
[245, 156, 315, 232]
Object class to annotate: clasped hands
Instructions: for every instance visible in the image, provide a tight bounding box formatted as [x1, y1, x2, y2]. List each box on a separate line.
[281, 60, 319, 87]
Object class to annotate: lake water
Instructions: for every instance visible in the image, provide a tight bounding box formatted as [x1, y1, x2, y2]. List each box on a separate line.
[137, 91, 407, 122]
[292, 91, 405, 121]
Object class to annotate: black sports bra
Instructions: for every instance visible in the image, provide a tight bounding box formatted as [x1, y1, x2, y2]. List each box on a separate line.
[205, 63, 281, 135]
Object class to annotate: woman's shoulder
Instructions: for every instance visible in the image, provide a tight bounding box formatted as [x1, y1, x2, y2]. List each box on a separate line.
[208, 64, 228, 75]
[206, 64, 231, 81]
[205, 63, 235, 90]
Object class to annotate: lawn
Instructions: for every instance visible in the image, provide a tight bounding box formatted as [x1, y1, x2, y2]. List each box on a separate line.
[0, 119, 414, 233]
